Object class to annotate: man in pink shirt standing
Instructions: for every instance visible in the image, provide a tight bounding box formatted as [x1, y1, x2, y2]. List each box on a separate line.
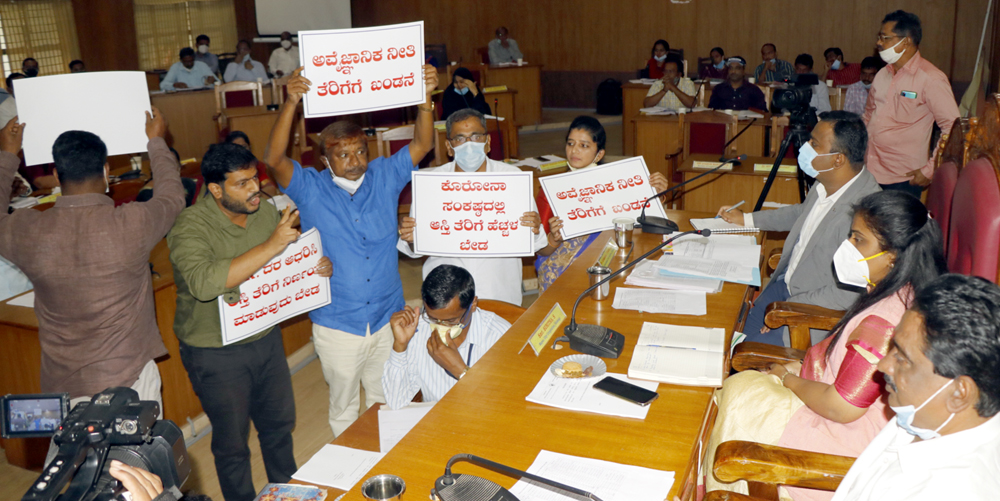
[864, 10, 959, 199]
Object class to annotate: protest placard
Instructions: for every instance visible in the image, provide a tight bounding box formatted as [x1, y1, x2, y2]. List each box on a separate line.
[411, 171, 534, 258]
[218, 228, 331, 345]
[538, 157, 668, 239]
[298, 21, 425, 118]
[16, 72, 151, 166]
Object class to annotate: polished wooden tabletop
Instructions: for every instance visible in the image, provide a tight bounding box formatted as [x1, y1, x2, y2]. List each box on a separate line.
[311, 209, 754, 501]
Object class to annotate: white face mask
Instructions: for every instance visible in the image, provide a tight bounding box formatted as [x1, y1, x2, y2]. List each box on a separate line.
[654, 54, 667, 62]
[890, 379, 956, 440]
[323, 156, 365, 195]
[831, 59, 842, 70]
[879, 38, 906, 65]
[451, 141, 488, 172]
[833, 239, 887, 288]
[198, 45, 209, 54]
[862, 81, 873, 89]
[281, 40, 292, 50]
[432, 323, 463, 343]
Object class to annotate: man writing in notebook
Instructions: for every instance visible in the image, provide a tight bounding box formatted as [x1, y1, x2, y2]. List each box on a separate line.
[383, 265, 510, 409]
[717, 111, 880, 346]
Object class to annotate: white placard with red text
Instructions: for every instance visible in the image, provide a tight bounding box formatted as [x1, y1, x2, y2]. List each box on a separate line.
[412, 171, 534, 258]
[218, 228, 331, 346]
[539, 157, 668, 239]
[298, 21, 425, 118]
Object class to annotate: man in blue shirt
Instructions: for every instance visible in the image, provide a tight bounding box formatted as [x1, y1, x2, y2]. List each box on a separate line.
[265, 65, 438, 436]
[160, 47, 217, 91]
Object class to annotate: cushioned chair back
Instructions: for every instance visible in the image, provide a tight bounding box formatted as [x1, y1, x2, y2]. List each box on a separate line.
[688, 123, 726, 155]
[487, 129, 504, 160]
[947, 158, 1000, 281]
[223, 90, 255, 108]
[925, 161, 958, 251]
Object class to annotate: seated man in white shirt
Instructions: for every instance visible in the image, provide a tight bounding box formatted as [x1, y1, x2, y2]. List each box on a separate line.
[793, 53, 832, 115]
[843, 57, 881, 115]
[160, 47, 217, 91]
[487, 27, 523, 64]
[383, 264, 510, 409]
[832, 273, 1000, 501]
[0, 73, 24, 128]
[224, 40, 270, 84]
[642, 55, 697, 110]
[268, 31, 299, 79]
[397, 108, 547, 305]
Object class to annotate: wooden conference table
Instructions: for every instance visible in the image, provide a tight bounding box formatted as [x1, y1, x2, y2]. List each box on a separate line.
[678, 154, 801, 213]
[304, 210, 756, 501]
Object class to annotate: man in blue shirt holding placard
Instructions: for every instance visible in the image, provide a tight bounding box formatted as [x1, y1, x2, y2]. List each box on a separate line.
[265, 64, 438, 436]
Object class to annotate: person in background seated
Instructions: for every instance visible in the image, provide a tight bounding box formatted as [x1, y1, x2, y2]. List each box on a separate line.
[160, 47, 216, 91]
[224, 40, 270, 84]
[0, 73, 24, 140]
[68, 60, 85, 73]
[535, 116, 668, 291]
[793, 53, 832, 115]
[843, 57, 881, 115]
[22, 58, 38, 78]
[645, 39, 670, 80]
[708, 56, 767, 111]
[268, 31, 299, 79]
[383, 265, 509, 409]
[754, 43, 794, 83]
[700, 46, 728, 80]
[487, 27, 523, 64]
[225, 131, 279, 197]
[706, 190, 947, 501]
[864, 10, 959, 199]
[397, 108, 546, 305]
[441, 67, 492, 120]
[831, 274, 1000, 500]
[719, 111, 880, 344]
[643, 55, 697, 110]
[195, 34, 219, 75]
[823, 48, 861, 86]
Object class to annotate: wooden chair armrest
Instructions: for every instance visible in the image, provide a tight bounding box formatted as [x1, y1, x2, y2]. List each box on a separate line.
[714, 440, 854, 491]
[704, 491, 766, 501]
[731, 342, 806, 372]
[766, 248, 782, 274]
[764, 301, 844, 331]
[665, 147, 684, 159]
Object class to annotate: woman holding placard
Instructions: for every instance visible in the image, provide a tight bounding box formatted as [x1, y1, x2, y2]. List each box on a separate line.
[535, 116, 668, 291]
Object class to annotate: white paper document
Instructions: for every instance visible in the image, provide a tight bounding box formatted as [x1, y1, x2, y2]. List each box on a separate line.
[627, 322, 727, 387]
[624, 260, 723, 293]
[508, 450, 675, 501]
[516, 155, 566, 169]
[377, 402, 435, 453]
[689, 217, 752, 231]
[611, 287, 707, 315]
[639, 106, 677, 115]
[525, 372, 658, 419]
[655, 233, 761, 285]
[291, 444, 385, 490]
[6, 291, 34, 308]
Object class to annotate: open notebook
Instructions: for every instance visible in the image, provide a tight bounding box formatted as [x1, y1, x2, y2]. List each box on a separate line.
[627, 322, 726, 387]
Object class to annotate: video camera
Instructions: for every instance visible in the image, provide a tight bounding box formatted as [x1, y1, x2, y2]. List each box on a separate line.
[771, 73, 820, 128]
[4, 387, 190, 501]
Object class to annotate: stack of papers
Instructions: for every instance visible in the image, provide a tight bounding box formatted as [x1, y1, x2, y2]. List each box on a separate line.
[629, 78, 659, 85]
[611, 288, 707, 315]
[628, 322, 727, 386]
[516, 155, 567, 171]
[377, 402, 435, 453]
[525, 372, 658, 419]
[9, 197, 39, 210]
[509, 450, 675, 501]
[737, 110, 765, 119]
[291, 445, 385, 491]
[639, 106, 677, 115]
[655, 232, 761, 286]
[625, 260, 723, 292]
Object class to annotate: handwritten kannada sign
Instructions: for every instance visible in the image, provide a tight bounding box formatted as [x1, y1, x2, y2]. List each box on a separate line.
[218, 228, 331, 346]
[539, 157, 668, 239]
[412, 171, 534, 258]
[298, 21, 425, 118]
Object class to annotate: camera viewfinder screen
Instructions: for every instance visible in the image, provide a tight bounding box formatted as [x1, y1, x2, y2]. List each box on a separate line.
[7, 398, 63, 433]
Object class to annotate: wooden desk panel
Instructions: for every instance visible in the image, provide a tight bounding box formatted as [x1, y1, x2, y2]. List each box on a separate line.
[678, 154, 800, 213]
[633, 115, 682, 181]
[622, 82, 652, 156]
[223, 106, 283, 161]
[483, 88, 517, 125]
[483, 64, 542, 126]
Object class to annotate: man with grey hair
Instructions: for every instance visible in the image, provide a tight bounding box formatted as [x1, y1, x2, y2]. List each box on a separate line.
[397, 108, 547, 305]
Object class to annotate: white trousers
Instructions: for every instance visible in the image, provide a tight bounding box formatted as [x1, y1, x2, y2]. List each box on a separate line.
[312, 322, 392, 436]
[69, 359, 163, 418]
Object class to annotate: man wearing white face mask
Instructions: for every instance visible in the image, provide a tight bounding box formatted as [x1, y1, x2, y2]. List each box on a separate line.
[823, 48, 861, 87]
[397, 108, 548, 306]
[753, 43, 794, 83]
[718, 111, 880, 345]
[383, 265, 509, 409]
[267, 31, 299, 79]
[864, 10, 959, 199]
[843, 57, 881, 115]
[831, 274, 1000, 501]
[194, 34, 219, 75]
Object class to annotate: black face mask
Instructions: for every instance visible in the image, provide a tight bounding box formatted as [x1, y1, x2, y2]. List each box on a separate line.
[24, 68, 38, 78]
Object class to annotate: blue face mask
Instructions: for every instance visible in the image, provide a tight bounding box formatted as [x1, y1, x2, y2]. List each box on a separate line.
[890, 379, 956, 440]
[454, 86, 469, 96]
[797, 142, 838, 178]
[714, 61, 725, 70]
[452, 141, 487, 171]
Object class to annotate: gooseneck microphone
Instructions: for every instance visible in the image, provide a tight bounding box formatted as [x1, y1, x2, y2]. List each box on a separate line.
[433, 454, 603, 501]
[636, 155, 747, 234]
[718, 119, 757, 162]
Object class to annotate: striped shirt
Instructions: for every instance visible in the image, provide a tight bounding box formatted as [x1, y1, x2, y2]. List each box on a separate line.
[383, 308, 510, 409]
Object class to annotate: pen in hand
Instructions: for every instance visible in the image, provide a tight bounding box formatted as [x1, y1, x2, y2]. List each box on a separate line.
[716, 200, 745, 218]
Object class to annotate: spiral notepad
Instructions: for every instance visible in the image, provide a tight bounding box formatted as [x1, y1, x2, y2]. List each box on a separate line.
[689, 218, 760, 233]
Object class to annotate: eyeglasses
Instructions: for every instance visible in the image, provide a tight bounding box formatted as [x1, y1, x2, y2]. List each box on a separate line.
[449, 133, 487, 146]
[876, 33, 901, 43]
[422, 306, 471, 328]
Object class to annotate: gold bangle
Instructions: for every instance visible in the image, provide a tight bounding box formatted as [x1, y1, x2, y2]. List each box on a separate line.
[458, 367, 469, 380]
[418, 102, 434, 113]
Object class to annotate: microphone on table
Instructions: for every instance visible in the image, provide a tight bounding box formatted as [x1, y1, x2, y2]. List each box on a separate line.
[553, 229, 712, 359]
[718, 119, 757, 162]
[636, 154, 747, 234]
[433, 453, 603, 501]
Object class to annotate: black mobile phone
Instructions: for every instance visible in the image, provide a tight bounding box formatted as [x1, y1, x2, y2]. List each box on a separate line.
[592, 377, 659, 406]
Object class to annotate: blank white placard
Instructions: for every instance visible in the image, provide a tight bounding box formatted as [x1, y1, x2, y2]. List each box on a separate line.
[15, 72, 151, 166]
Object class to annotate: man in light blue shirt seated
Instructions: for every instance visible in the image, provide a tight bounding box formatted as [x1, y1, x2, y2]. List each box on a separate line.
[383, 265, 510, 409]
[488, 27, 523, 64]
[160, 47, 217, 91]
[224, 40, 270, 84]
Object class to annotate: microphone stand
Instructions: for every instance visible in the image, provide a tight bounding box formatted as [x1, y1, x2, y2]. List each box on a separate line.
[636, 155, 747, 234]
[718, 118, 757, 162]
[435, 454, 603, 501]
